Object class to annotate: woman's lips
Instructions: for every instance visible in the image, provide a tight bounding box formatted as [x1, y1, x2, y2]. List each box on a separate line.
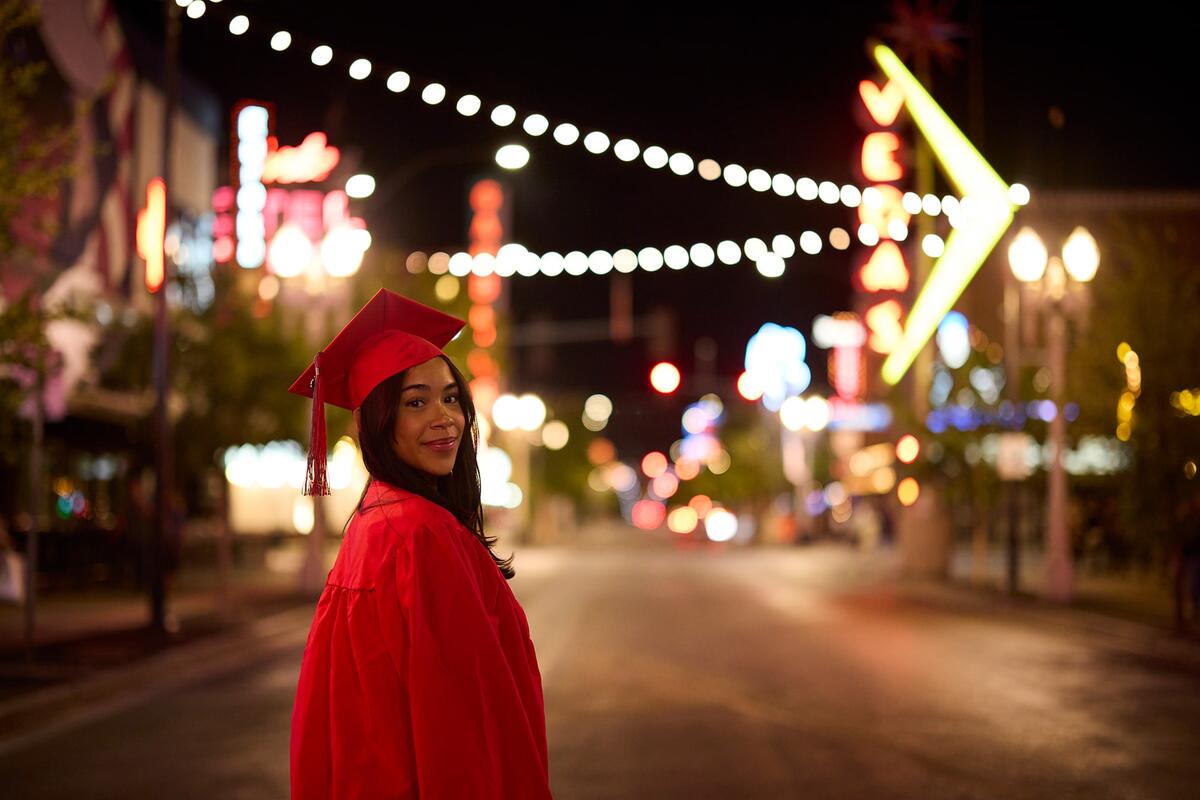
[423, 437, 457, 452]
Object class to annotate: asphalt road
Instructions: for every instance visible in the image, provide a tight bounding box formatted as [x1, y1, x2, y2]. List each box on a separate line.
[2, 540, 1197, 799]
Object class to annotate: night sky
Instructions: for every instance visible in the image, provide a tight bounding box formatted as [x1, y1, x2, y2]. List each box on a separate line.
[116, 1, 1195, 419]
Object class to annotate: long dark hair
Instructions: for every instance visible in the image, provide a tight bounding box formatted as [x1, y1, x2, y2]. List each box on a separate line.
[355, 355, 515, 579]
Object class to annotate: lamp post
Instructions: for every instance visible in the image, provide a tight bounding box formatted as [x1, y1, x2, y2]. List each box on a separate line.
[1007, 225, 1099, 602]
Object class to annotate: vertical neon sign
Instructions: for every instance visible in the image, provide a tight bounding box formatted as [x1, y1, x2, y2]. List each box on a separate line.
[856, 78, 911, 361]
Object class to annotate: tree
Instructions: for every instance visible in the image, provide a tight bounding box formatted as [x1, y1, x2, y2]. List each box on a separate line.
[1072, 218, 1200, 626]
[0, 1, 73, 271]
[0, 0, 78, 455]
[97, 271, 315, 511]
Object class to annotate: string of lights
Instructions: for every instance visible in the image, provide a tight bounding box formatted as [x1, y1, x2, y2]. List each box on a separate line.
[178, 0, 971, 216]
[402, 227, 876, 280]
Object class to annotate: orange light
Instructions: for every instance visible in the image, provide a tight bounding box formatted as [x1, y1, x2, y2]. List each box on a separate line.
[469, 273, 502, 304]
[468, 180, 504, 281]
[857, 185, 910, 231]
[136, 178, 166, 293]
[587, 438, 616, 465]
[468, 377, 499, 416]
[897, 477, 920, 507]
[865, 300, 904, 354]
[261, 132, 340, 184]
[650, 362, 681, 394]
[858, 79, 904, 126]
[896, 435, 920, 464]
[469, 179, 504, 213]
[468, 304, 495, 331]
[632, 499, 666, 531]
[641, 451, 668, 478]
[469, 217, 504, 249]
[467, 348, 497, 378]
[473, 327, 497, 348]
[737, 371, 763, 402]
[859, 241, 910, 292]
[862, 132, 903, 182]
[674, 457, 701, 481]
[688, 494, 713, 518]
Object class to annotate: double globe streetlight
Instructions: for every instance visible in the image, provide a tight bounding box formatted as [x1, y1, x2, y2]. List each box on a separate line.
[1007, 225, 1100, 602]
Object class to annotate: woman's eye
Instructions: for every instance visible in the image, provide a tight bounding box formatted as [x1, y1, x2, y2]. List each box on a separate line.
[445, 395, 459, 404]
[406, 399, 423, 408]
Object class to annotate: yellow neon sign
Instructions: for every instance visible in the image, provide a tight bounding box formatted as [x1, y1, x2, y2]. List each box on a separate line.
[871, 44, 1015, 385]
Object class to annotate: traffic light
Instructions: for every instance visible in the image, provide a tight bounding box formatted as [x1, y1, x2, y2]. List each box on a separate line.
[650, 362, 681, 394]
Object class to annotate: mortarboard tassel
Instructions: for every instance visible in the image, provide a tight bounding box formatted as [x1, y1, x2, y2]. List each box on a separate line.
[304, 351, 331, 496]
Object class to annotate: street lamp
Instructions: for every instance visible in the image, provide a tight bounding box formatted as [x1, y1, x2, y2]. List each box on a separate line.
[1007, 225, 1099, 603]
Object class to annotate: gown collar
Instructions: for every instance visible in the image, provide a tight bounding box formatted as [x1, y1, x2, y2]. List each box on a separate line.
[363, 479, 417, 506]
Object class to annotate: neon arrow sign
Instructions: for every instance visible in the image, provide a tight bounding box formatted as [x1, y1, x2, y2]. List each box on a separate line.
[871, 43, 1015, 385]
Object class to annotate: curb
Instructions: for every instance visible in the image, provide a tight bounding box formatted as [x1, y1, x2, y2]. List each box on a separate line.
[895, 578, 1200, 664]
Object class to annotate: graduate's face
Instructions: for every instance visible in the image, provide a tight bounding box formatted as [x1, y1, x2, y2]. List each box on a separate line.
[392, 357, 465, 477]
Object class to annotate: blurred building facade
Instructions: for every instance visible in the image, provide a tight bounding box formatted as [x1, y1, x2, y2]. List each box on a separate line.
[1, 0, 219, 587]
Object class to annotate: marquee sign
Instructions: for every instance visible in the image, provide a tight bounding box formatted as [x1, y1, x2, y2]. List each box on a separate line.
[212, 101, 370, 279]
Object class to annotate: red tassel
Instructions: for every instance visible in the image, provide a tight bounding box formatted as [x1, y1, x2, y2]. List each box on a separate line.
[304, 352, 330, 496]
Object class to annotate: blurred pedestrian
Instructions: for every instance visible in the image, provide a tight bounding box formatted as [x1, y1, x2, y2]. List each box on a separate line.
[289, 289, 552, 799]
[0, 517, 25, 605]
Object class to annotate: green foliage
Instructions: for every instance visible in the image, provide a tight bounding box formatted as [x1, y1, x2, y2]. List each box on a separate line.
[0, 1, 74, 260]
[682, 404, 787, 508]
[98, 274, 314, 494]
[1071, 219, 1200, 556]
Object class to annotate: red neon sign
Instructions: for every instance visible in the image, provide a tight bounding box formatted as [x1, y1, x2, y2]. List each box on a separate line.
[865, 300, 904, 354]
[467, 179, 506, 402]
[857, 185, 911, 231]
[833, 337, 864, 400]
[859, 241, 910, 292]
[858, 80, 904, 127]
[262, 132, 341, 184]
[862, 132, 903, 183]
[856, 77, 912, 368]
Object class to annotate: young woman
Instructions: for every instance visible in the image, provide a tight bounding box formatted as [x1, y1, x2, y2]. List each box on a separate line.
[288, 288, 553, 799]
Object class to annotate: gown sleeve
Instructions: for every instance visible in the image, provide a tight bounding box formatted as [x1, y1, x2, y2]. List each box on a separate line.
[384, 515, 553, 800]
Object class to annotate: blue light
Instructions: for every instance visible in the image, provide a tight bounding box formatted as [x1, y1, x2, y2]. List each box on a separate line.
[930, 368, 954, 407]
[744, 323, 811, 411]
[828, 402, 893, 432]
[936, 311, 971, 369]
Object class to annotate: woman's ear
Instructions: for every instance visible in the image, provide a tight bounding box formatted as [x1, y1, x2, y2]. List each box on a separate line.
[352, 408, 361, 429]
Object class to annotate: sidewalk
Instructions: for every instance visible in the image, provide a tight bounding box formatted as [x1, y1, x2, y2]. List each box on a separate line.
[946, 542, 1180, 630]
[0, 537, 329, 754]
[0, 537, 324, 700]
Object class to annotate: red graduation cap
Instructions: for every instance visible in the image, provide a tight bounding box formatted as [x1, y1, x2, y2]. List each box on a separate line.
[289, 288, 466, 496]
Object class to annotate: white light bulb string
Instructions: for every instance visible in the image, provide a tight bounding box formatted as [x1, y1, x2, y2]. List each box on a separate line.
[417, 227, 864, 279]
[183, 1, 959, 216]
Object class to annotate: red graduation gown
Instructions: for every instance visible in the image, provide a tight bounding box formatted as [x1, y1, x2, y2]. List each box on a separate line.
[290, 480, 552, 799]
